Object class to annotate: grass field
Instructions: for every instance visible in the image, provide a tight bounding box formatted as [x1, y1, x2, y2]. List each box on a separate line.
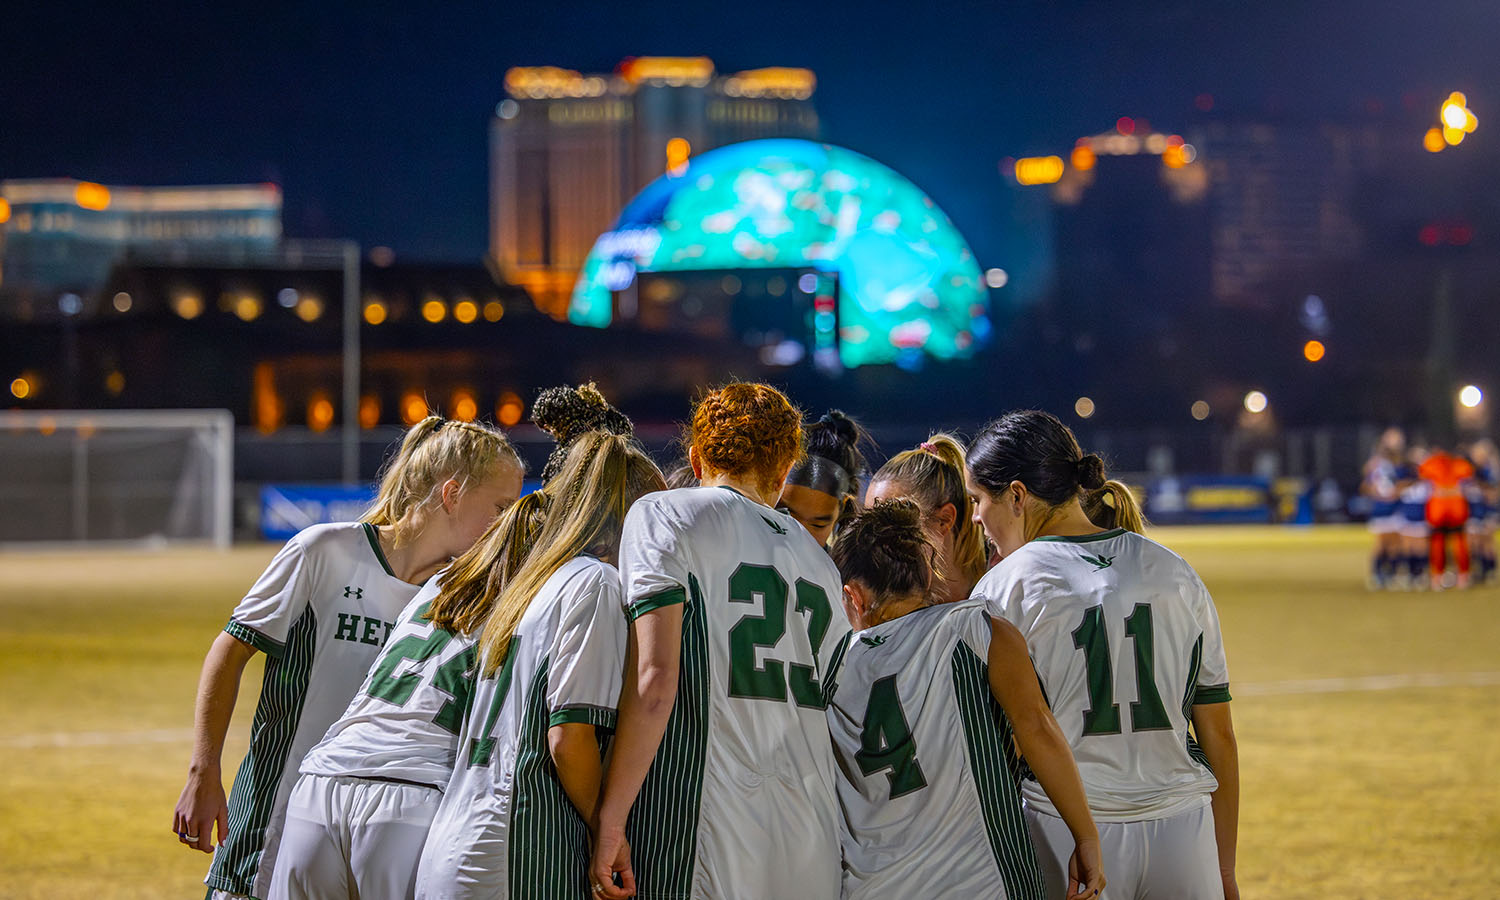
[1, 525, 1497, 898]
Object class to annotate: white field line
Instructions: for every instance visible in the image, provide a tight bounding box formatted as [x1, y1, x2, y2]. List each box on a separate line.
[4, 672, 1500, 749]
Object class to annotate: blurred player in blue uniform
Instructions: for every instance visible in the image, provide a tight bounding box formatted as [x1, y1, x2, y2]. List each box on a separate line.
[1360, 428, 1405, 589]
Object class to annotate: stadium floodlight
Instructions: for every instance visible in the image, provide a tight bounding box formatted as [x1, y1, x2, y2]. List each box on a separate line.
[0, 409, 232, 548]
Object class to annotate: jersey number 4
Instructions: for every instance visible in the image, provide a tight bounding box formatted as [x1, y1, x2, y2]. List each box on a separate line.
[726, 563, 833, 708]
[1071, 604, 1173, 736]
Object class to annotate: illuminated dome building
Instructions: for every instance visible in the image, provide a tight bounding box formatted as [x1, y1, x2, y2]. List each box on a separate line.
[570, 139, 991, 371]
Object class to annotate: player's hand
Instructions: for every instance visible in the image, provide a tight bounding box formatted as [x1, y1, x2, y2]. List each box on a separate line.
[1220, 868, 1240, 900]
[172, 768, 227, 854]
[589, 824, 635, 899]
[1066, 836, 1105, 899]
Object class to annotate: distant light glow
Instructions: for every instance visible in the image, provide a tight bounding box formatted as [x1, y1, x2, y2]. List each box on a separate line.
[984, 267, 1009, 289]
[483, 300, 505, 322]
[497, 99, 520, 119]
[421, 298, 447, 323]
[105, 371, 125, 396]
[173, 291, 204, 319]
[10, 377, 31, 399]
[1014, 155, 1065, 185]
[1443, 125, 1466, 146]
[112, 292, 132, 312]
[797, 273, 818, 293]
[1442, 100, 1468, 130]
[1424, 127, 1447, 153]
[453, 299, 479, 324]
[1303, 340, 1326, 362]
[1194, 93, 1215, 112]
[402, 392, 428, 426]
[0, 198, 10, 224]
[1244, 390, 1268, 414]
[1460, 384, 1483, 408]
[294, 296, 323, 322]
[277, 288, 299, 308]
[497, 391, 523, 427]
[308, 393, 335, 432]
[666, 137, 691, 176]
[58, 293, 83, 316]
[1191, 400, 1211, 421]
[74, 181, 111, 211]
[1116, 116, 1135, 135]
[1074, 396, 1096, 419]
[233, 294, 263, 322]
[1070, 145, 1096, 171]
[451, 389, 478, 422]
[363, 300, 388, 325]
[359, 394, 380, 429]
[369, 246, 395, 267]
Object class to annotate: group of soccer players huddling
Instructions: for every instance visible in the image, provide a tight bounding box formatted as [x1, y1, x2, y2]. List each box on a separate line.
[1362, 426, 1499, 591]
[173, 381, 1239, 900]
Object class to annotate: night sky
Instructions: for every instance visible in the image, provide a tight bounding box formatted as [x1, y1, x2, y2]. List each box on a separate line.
[6, 0, 1497, 266]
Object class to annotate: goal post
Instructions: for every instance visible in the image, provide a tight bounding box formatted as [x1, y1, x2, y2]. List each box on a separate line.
[0, 409, 233, 549]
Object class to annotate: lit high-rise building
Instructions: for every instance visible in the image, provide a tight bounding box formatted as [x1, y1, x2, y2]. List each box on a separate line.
[490, 57, 819, 318]
[0, 178, 281, 319]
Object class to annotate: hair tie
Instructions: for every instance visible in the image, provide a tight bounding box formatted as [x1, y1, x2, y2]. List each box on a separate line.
[920, 441, 938, 454]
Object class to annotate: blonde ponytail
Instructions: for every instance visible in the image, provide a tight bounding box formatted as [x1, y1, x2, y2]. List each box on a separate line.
[426, 489, 548, 636]
[362, 413, 523, 546]
[477, 431, 665, 674]
[1083, 480, 1147, 534]
[871, 432, 988, 591]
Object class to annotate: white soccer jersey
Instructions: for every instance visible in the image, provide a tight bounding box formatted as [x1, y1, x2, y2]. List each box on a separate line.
[974, 528, 1231, 823]
[827, 600, 1046, 900]
[415, 555, 626, 900]
[299, 577, 479, 788]
[207, 522, 420, 899]
[618, 485, 852, 900]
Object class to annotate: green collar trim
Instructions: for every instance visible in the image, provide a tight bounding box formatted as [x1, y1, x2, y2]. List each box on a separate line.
[1034, 527, 1127, 544]
[362, 522, 397, 577]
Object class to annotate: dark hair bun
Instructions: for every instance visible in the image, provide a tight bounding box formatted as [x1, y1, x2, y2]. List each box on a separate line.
[1076, 453, 1106, 490]
[805, 409, 871, 481]
[532, 383, 632, 482]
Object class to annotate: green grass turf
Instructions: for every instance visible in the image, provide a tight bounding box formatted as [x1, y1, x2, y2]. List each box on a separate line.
[0, 525, 1496, 898]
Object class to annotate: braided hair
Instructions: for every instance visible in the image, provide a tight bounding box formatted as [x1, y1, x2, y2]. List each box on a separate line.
[531, 383, 633, 483]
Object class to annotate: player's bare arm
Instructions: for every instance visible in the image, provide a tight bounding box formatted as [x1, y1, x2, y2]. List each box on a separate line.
[1192, 700, 1240, 900]
[591, 604, 683, 899]
[172, 631, 255, 853]
[985, 616, 1106, 900]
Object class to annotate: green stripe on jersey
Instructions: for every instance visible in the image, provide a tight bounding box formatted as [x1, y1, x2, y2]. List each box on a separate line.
[1033, 528, 1126, 544]
[361, 522, 397, 577]
[627, 573, 709, 899]
[628, 585, 687, 620]
[1194, 684, 1232, 704]
[549, 705, 618, 730]
[951, 643, 1047, 900]
[509, 657, 593, 899]
[1181, 635, 1212, 771]
[224, 619, 286, 659]
[206, 606, 316, 895]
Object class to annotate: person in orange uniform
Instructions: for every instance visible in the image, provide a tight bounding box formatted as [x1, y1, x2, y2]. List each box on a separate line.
[1419, 447, 1475, 589]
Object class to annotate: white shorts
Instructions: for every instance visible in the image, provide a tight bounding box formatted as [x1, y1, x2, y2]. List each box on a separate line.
[1368, 514, 1404, 535]
[1399, 519, 1431, 539]
[1025, 804, 1223, 900]
[268, 773, 442, 900]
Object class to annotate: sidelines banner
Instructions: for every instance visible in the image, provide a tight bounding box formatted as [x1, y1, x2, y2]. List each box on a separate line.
[1145, 475, 1273, 524]
[260, 484, 377, 541]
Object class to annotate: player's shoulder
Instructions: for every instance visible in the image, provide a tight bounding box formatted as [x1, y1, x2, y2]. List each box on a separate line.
[289, 520, 367, 554]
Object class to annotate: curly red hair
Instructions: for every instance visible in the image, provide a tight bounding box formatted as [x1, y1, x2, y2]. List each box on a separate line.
[687, 383, 803, 497]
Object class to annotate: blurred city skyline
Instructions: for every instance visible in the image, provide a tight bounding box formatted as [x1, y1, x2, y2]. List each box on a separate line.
[5, 0, 1498, 267]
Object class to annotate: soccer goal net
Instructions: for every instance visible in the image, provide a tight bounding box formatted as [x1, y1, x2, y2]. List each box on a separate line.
[0, 410, 233, 548]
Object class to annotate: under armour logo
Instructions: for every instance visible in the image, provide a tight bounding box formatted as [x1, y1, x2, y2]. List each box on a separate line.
[344, 586, 364, 599]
